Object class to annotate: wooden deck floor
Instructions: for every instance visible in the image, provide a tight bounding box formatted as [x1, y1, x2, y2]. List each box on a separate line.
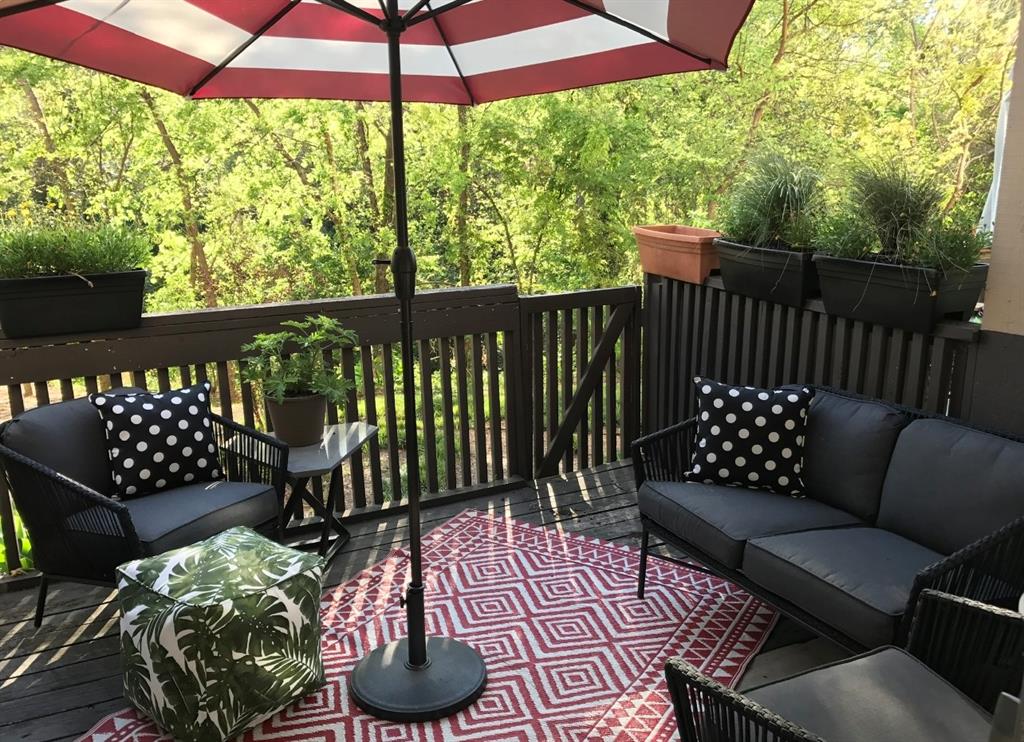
[0, 461, 845, 741]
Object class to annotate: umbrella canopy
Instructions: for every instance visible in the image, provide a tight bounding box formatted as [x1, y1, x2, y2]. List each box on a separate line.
[0, 0, 752, 104]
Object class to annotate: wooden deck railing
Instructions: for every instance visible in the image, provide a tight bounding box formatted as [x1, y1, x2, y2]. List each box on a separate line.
[643, 274, 982, 433]
[0, 284, 642, 575]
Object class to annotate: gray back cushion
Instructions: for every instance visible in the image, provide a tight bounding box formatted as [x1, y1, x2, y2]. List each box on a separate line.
[802, 391, 908, 522]
[1, 389, 142, 496]
[878, 418, 1024, 555]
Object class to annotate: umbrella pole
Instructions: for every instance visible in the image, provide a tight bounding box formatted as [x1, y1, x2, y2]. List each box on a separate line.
[348, 2, 486, 721]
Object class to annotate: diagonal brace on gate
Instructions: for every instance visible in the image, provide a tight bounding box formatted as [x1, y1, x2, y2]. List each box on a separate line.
[536, 303, 634, 477]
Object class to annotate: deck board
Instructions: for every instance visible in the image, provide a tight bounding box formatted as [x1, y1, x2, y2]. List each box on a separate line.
[0, 461, 835, 741]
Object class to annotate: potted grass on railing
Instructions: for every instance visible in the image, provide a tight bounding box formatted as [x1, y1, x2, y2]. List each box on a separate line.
[714, 153, 822, 308]
[812, 164, 989, 334]
[0, 224, 150, 338]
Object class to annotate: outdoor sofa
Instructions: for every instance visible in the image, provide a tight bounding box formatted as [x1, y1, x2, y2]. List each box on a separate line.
[633, 386, 1024, 650]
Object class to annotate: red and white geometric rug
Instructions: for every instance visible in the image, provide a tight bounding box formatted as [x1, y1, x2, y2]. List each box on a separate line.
[81, 510, 776, 741]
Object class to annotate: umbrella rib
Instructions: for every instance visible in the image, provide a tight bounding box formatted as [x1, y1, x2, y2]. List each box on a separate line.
[425, 0, 475, 105]
[555, 0, 722, 69]
[317, 0, 382, 27]
[404, 0, 475, 28]
[187, 0, 303, 98]
[0, 0, 62, 20]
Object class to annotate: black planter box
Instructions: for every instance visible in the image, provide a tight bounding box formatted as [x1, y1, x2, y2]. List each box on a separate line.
[812, 255, 988, 334]
[715, 239, 819, 308]
[0, 269, 147, 339]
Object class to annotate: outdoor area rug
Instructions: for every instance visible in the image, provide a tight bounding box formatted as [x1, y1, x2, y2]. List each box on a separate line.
[81, 510, 777, 741]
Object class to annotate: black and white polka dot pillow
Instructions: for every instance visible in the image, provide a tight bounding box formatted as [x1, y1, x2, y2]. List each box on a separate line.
[687, 377, 813, 497]
[90, 382, 222, 499]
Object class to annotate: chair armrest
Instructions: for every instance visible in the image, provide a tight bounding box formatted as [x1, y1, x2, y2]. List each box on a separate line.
[904, 515, 1024, 639]
[210, 414, 289, 498]
[906, 590, 1024, 712]
[665, 658, 822, 742]
[0, 443, 142, 579]
[631, 418, 696, 486]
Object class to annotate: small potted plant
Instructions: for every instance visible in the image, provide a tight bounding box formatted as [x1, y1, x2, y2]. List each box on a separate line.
[715, 153, 821, 307]
[0, 224, 150, 338]
[632, 224, 721, 285]
[241, 315, 358, 446]
[812, 163, 989, 334]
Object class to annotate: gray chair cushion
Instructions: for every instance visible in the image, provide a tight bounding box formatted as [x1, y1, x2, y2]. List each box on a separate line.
[0, 388, 143, 496]
[802, 391, 908, 522]
[67, 480, 278, 556]
[638, 480, 861, 568]
[743, 528, 943, 647]
[878, 418, 1024, 555]
[746, 647, 992, 742]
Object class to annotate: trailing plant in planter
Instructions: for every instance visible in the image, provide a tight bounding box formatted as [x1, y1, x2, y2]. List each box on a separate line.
[241, 315, 358, 446]
[716, 154, 822, 307]
[0, 224, 150, 338]
[812, 163, 990, 333]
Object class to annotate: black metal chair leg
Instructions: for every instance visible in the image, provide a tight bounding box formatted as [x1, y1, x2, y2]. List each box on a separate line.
[34, 575, 48, 628]
[637, 526, 649, 599]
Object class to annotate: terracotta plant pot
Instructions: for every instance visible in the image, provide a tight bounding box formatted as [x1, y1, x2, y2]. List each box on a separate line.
[266, 394, 327, 447]
[633, 225, 720, 284]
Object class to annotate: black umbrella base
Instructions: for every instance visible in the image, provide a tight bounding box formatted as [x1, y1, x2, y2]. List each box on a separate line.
[349, 636, 487, 721]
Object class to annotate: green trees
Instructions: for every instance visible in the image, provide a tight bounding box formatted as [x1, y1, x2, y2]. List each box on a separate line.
[0, 0, 1015, 310]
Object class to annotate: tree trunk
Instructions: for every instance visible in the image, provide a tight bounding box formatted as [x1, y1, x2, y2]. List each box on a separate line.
[376, 119, 396, 294]
[321, 124, 364, 295]
[456, 106, 472, 286]
[140, 90, 218, 308]
[17, 78, 75, 212]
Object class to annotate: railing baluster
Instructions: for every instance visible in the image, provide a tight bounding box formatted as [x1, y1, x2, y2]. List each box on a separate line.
[131, 370, 147, 390]
[531, 314, 543, 472]
[418, 339, 439, 493]
[359, 346, 385, 503]
[342, 347, 367, 507]
[471, 334, 488, 484]
[382, 343, 403, 501]
[215, 362, 233, 420]
[438, 338, 458, 490]
[487, 332, 504, 480]
[577, 306, 589, 469]
[59, 378, 75, 402]
[591, 304, 604, 466]
[455, 336, 472, 486]
[561, 309, 573, 471]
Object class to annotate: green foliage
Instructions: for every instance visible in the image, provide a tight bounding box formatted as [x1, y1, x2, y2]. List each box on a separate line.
[0, 506, 32, 574]
[721, 153, 821, 250]
[850, 163, 943, 262]
[0, 223, 150, 278]
[918, 219, 991, 273]
[241, 315, 357, 405]
[812, 210, 878, 259]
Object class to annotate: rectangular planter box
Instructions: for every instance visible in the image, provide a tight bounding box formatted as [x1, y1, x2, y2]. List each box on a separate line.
[0, 270, 146, 339]
[633, 225, 720, 285]
[715, 239, 819, 308]
[812, 255, 988, 334]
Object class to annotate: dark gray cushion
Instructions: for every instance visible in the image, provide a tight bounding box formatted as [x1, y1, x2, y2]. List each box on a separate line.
[878, 418, 1024, 555]
[638, 480, 861, 568]
[66, 480, 278, 556]
[802, 391, 908, 522]
[746, 647, 991, 742]
[0, 388, 143, 496]
[743, 528, 943, 647]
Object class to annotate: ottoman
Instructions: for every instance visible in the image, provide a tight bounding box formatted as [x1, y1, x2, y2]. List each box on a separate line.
[115, 526, 326, 742]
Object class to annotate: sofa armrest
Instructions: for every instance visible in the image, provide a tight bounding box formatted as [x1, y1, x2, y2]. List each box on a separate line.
[906, 589, 1024, 712]
[0, 443, 142, 579]
[210, 414, 289, 498]
[904, 515, 1024, 640]
[631, 418, 696, 487]
[665, 657, 823, 742]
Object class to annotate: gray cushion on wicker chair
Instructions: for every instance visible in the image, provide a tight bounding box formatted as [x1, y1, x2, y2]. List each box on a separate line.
[746, 647, 992, 742]
[743, 528, 943, 648]
[0, 388, 143, 496]
[637, 480, 861, 568]
[66, 480, 278, 555]
[801, 391, 908, 522]
[878, 418, 1024, 555]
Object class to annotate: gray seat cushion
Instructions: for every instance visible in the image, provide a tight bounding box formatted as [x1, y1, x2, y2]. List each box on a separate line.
[67, 480, 278, 556]
[638, 480, 861, 568]
[0, 388, 143, 496]
[746, 647, 991, 742]
[743, 528, 943, 647]
[802, 391, 908, 521]
[878, 418, 1024, 555]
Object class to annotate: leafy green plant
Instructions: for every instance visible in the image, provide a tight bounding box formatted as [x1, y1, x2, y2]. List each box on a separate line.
[811, 210, 878, 259]
[721, 153, 822, 251]
[241, 315, 357, 405]
[850, 163, 942, 263]
[918, 221, 989, 273]
[0, 224, 151, 279]
[0, 507, 33, 575]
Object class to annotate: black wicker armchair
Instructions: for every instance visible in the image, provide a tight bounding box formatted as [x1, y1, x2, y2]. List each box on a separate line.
[0, 392, 288, 626]
[666, 590, 1024, 742]
[633, 387, 1024, 650]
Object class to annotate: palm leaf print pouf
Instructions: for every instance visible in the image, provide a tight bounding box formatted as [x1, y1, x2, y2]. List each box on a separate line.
[115, 527, 326, 742]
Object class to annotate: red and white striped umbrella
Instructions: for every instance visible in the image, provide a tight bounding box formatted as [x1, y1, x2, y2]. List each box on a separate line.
[0, 0, 752, 104]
